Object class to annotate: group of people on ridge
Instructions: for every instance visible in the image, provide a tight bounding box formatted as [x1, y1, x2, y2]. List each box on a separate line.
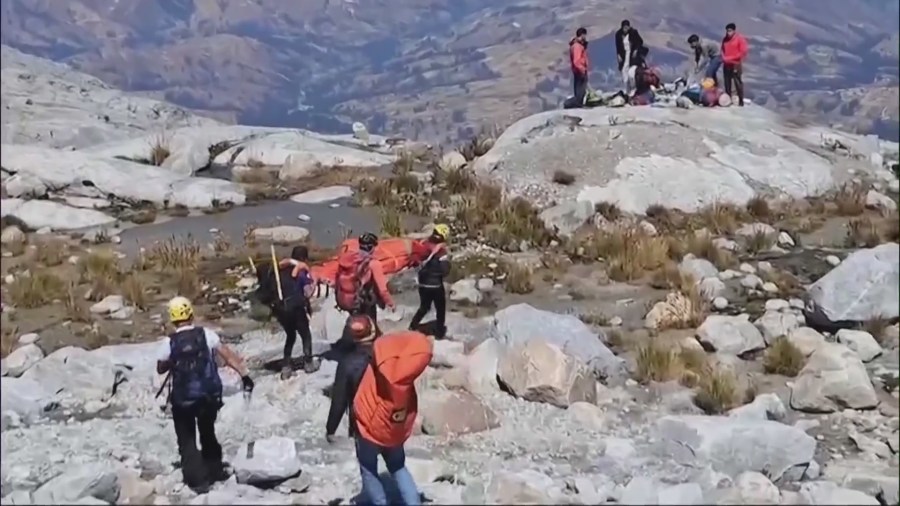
[568, 20, 749, 107]
[155, 224, 454, 504]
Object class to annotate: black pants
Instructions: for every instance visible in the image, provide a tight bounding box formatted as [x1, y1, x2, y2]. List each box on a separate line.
[172, 400, 223, 488]
[573, 72, 588, 106]
[409, 286, 446, 337]
[275, 307, 312, 364]
[723, 63, 744, 106]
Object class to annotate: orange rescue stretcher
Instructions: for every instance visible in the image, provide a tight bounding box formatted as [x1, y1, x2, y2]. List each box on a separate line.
[309, 237, 420, 289]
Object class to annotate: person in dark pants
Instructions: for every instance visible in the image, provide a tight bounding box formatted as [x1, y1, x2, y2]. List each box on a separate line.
[614, 19, 645, 91]
[275, 245, 319, 379]
[721, 22, 749, 106]
[333, 233, 396, 353]
[156, 296, 254, 493]
[408, 224, 451, 338]
[569, 27, 590, 107]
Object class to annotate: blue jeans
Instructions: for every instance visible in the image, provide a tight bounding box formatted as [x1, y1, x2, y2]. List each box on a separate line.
[355, 437, 421, 506]
[705, 55, 723, 80]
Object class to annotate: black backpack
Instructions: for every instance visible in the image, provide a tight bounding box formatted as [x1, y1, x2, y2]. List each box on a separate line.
[255, 263, 307, 315]
[168, 327, 223, 407]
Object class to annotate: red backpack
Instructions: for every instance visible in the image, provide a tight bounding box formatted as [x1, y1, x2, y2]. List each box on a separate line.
[334, 251, 374, 311]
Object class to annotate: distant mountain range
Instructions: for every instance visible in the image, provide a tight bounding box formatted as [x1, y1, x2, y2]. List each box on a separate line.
[1, 0, 897, 142]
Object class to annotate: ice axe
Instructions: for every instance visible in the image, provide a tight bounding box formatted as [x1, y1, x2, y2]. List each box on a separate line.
[270, 244, 283, 302]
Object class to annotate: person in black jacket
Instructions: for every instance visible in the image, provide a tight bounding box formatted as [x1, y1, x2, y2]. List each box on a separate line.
[408, 224, 451, 339]
[614, 20, 645, 70]
[325, 315, 376, 443]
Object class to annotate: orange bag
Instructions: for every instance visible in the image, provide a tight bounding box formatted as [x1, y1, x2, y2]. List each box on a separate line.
[312, 238, 416, 286]
[353, 331, 433, 447]
[334, 251, 373, 311]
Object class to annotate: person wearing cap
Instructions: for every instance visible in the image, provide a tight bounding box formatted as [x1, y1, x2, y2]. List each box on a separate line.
[408, 224, 451, 339]
[156, 296, 254, 493]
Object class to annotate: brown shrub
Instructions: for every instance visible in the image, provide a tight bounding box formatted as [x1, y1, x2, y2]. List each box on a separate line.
[763, 337, 806, 376]
[745, 196, 772, 221]
[503, 262, 534, 294]
[552, 170, 576, 186]
[7, 271, 65, 308]
[594, 201, 622, 222]
[833, 184, 867, 216]
[693, 365, 741, 414]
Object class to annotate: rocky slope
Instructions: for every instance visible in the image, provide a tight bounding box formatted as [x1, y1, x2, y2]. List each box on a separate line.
[1, 0, 897, 141]
[1, 38, 900, 506]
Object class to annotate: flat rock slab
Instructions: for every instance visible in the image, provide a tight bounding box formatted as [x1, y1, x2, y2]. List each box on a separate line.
[289, 185, 354, 204]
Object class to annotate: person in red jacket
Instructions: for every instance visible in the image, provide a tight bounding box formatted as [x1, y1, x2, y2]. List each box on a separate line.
[721, 22, 749, 107]
[569, 27, 589, 107]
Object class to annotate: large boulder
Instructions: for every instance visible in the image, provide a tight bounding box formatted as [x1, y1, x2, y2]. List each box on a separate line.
[31, 465, 120, 504]
[790, 343, 878, 413]
[696, 315, 766, 357]
[19, 346, 121, 411]
[419, 389, 500, 436]
[463, 470, 556, 504]
[0, 144, 246, 208]
[538, 200, 594, 237]
[231, 436, 303, 486]
[473, 107, 884, 212]
[464, 338, 504, 394]
[1, 343, 44, 377]
[656, 415, 817, 480]
[0, 376, 53, 422]
[490, 304, 625, 380]
[1, 199, 115, 231]
[497, 340, 596, 408]
[799, 482, 880, 505]
[806, 243, 899, 326]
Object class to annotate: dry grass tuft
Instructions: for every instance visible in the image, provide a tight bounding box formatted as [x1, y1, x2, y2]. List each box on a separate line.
[146, 236, 201, 271]
[392, 172, 421, 194]
[745, 196, 772, 221]
[569, 225, 669, 281]
[211, 233, 232, 257]
[175, 267, 201, 299]
[833, 184, 867, 216]
[761, 268, 805, 298]
[234, 166, 275, 184]
[457, 127, 497, 161]
[1, 323, 17, 358]
[129, 208, 158, 225]
[33, 238, 68, 267]
[453, 183, 553, 251]
[439, 167, 479, 195]
[697, 203, 745, 234]
[356, 178, 395, 206]
[846, 216, 891, 248]
[503, 262, 534, 294]
[552, 170, 577, 186]
[63, 281, 91, 323]
[149, 133, 172, 166]
[862, 315, 892, 344]
[7, 271, 65, 308]
[693, 365, 741, 414]
[379, 207, 405, 237]
[763, 337, 806, 376]
[635, 342, 684, 384]
[594, 202, 622, 222]
[122, 273, 149, 310]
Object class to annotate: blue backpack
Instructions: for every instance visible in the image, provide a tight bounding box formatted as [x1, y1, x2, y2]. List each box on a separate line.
[168, 327, 223, 407]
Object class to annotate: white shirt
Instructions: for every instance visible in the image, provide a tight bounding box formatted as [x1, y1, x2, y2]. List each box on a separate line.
[156, 325, 222, 362]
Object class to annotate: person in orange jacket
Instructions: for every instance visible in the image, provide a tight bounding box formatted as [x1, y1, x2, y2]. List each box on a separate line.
[569, 27, 590, 107]
[332, 233, 396, 352]
[721, 22, 749, 107]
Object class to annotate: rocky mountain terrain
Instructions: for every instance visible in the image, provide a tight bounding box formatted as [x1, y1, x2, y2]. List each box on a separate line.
[2, 44, 900, 505]
[1, 0, 898, 142]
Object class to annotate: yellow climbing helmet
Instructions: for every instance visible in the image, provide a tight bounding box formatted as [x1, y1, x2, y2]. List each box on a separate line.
[701, 77, 716, 90]
[433, 223, 450, 240]
[167, 296, 194, 323]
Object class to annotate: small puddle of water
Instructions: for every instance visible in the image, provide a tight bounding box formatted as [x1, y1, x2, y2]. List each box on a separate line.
[116, 198, 415, 255]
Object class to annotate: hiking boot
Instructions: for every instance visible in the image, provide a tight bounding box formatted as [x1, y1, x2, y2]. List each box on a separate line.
[280, 366, 293, 380]
[434, 325, 448, 339]
[188, 482, 212, 495]
[206, 463, 230, 483]
[304, 357, 321, 374]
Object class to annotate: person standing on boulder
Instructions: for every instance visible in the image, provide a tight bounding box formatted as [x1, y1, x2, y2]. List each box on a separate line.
[325, 315, 431, 506]
[156, 296, 255, 493]
[688, 34, 722, 85]
[569, 27, 590, 107]
[721, 22, 748, 106]
[614, 20, 645, 92]
[408, 224, 451, 339]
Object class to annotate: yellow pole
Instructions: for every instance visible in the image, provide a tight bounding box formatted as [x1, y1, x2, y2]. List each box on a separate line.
[271, 245, 283, 301]
[248, 256, 257, 274]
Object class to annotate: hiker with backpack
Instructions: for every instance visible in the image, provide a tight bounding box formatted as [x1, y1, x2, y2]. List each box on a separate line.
[325, 315, 432, 506]
[408, 224, 451, 338]
[156, 296, 255, 493]
[333, 233, 396, 351]
[272, 245, 320, 379]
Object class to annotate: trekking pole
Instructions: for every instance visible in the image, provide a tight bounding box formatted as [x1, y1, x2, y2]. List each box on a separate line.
[270, 245, 283, 301]
[248, 256, 257, 275]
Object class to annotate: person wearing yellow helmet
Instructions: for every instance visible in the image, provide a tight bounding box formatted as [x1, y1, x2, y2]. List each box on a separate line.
[408, 224, 451, 338]
[156, 296, 255, 493]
